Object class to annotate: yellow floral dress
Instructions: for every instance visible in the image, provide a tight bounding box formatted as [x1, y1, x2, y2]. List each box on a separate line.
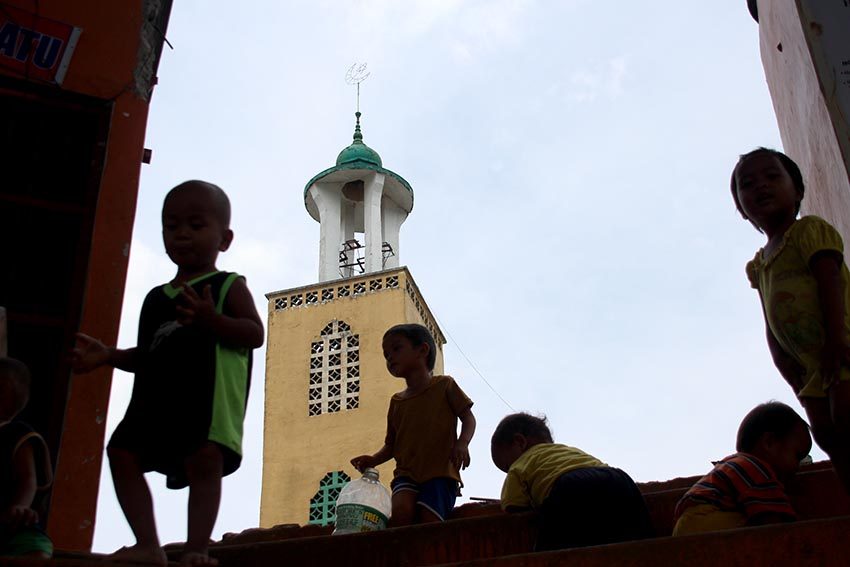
[747, 216, 850, 397]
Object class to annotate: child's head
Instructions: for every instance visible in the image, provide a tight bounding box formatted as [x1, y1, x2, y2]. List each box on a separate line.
[382, 324, 436, 376]
[161, 180, 234, 270]
[730, 148, 805, 232]
[0, 357, 31, 421]
[490, 413, 554, 473]
[736, 401, 812, 477]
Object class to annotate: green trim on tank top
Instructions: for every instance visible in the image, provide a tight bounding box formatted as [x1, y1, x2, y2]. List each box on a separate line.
[215, 273, 241, 314]
[208, 271, 247, 455]
[163, 271, 221, 299]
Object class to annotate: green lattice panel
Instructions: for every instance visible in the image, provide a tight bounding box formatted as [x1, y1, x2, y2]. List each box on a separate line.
[308, 470, 351, 526]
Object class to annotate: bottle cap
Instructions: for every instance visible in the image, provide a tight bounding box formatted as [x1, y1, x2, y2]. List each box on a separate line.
[363, 467, 380, 480]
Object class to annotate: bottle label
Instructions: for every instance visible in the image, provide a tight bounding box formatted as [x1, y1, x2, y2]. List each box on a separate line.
[335, 503, 388, 532]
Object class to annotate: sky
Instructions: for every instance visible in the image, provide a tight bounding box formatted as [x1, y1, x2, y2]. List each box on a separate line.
[91, 0, 819, 551]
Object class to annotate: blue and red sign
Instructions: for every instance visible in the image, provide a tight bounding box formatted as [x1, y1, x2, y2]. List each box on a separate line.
[0, 5, 81, 85]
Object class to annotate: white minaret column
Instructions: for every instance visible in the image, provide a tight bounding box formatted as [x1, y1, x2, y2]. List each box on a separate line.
[311, 182, 343, 282]
[363, 172, 385, 273]
[381, 200, 405, 270]
[340, 200, 356, 278]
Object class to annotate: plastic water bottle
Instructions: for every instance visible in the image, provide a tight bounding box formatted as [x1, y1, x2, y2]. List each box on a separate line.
[333, 468, 392, 534]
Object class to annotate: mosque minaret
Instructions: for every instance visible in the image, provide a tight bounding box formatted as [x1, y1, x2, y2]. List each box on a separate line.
[260, 110, 446, 527]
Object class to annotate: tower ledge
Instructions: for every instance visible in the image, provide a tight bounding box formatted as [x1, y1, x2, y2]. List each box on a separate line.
[265, 266, 446, 347]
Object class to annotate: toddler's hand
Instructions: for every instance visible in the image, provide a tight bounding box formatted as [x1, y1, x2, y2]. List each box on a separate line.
[1, 505, 38, 530]
[71, 333, 111, 372]
[351, 455, 375, 472]
[451, 441, 471, 470]
[177, 285, 217, 328]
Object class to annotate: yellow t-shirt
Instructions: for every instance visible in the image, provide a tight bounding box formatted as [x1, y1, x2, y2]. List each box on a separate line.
[385, 375, 473, 484]
[746, 215, 850, 397]
[500, 443, 607, 510]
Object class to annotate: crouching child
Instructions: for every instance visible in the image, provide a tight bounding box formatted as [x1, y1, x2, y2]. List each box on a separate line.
[673, 402, 812, 535]
[491, 413, 652, 551]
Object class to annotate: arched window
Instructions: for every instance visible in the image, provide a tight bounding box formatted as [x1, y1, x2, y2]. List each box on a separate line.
[308, 470, 351, 526]
[308, 320, 360, 416]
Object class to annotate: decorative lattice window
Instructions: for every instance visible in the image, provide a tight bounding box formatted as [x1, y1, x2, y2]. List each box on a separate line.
[308, 471, 351, 526]
[386, 275, 399, 289]
[274, 297, 287, 310]
[308, 320, 361, 416]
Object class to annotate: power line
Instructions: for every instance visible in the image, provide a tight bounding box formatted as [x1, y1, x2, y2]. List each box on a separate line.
[434, 315, 515, 412]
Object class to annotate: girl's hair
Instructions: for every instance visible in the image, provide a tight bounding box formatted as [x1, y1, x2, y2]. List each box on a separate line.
[491, 413, 554, 446]
[384, 324, 436, 371]
[730, 148, 805, 230]
[736, 401, 808, 453]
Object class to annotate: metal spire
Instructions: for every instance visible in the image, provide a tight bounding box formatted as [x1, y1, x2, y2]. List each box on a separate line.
[345, 63, 370, 143]
[345, 62, 370, 113]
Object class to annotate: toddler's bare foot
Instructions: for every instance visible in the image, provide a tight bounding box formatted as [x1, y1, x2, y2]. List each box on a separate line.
[110, 544, 168, 565]
[180, 550, 218, 566]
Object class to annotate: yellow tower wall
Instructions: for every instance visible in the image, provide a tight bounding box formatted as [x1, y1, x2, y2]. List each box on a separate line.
[261, 267, 445, 527]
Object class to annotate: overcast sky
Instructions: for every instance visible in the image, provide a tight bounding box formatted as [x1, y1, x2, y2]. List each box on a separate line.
[91, 0, 817, 551]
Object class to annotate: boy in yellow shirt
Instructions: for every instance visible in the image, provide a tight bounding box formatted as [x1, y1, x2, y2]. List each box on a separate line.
[491, 413, 651, 550]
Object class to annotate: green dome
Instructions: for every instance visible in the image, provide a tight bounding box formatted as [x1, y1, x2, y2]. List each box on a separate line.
[304, 110, 413, 211]
[335, 111, 382, 167]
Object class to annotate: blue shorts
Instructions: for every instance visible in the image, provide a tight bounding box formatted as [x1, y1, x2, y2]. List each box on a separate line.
[391, 476, 458, 521]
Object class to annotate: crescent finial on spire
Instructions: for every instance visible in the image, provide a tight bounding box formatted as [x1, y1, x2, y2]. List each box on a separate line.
[346, 63, 370, 143]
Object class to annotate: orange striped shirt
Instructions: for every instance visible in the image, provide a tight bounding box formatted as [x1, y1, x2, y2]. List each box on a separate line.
[674, 453, 796, 522]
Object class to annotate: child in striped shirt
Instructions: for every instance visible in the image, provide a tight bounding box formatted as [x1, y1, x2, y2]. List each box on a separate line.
[673, 402, 812, 535]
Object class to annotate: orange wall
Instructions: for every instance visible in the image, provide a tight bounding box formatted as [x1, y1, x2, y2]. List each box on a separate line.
[0, 0, 160, 551]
